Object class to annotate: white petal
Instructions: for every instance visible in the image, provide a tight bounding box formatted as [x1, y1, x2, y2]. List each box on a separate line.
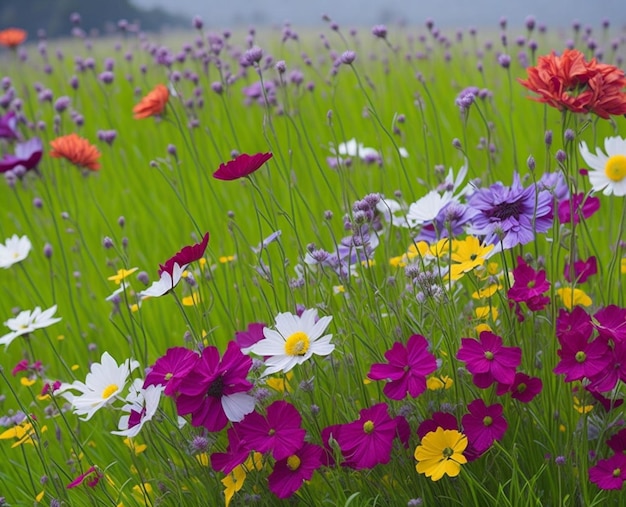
[221, 393, 256, 422]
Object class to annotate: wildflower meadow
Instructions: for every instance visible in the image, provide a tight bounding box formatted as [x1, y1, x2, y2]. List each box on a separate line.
[2, 11, 626, 507]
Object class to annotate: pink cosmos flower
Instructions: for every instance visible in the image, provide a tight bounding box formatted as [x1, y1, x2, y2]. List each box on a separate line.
[461, 399, 507, 454]
[67, 466, 101, 489]
[587, 340, 626, 392]
[557, 193, 600, 224]
[367, 334, 437, 400]
[417, 412, 458, 439]
[213, 152, 272, 180]
[140, 232, 209, 298]
[333, 403, 404, 470]
[144, 346, 199, 396]
[593, 305, 626, 342]
[268, 442, 324, 499]
[556, 307, 593, 343]
[507, 256, 550, 311]
[175, 341, 255, 432]
[564, 256, 597, 284]
[211, 426, 251, 474]
[589, 454, 626, 490]
[234, 322, 267, 354]
[456, 331, 522, 388]
[496, 372, 542, 403]
[235, 400, 305, 461]
[553, 334, 611, 382]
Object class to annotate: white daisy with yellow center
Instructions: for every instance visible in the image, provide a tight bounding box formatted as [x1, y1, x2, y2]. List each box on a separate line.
[580, 136, 626, 197]
[249, 309, 334, 376]
[56, 351, 139, 421]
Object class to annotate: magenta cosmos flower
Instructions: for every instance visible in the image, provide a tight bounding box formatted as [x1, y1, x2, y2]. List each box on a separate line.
[564, 256, 597, 284]
[456, 331, 522, 388]
[210, 426, 251, 474]
[268, 442, 325, 499]
[235, 400, 305, 461]
[507, 256, 550, 311]
[143, 346, 199, 396]
[553, 333, 611, 382]
[461, 399, 507, 454]
[496, 372, 542, 403]
[175, 341, 255, 432]
[67, 466, 101, 489]
[557, 192, 600, 224]
[140, 232, 209, 298]
[589, 454, 626, 490]
[593, 305, 626, 342]
[213, 152, 272, 180]
[333, 403, 406, 470]
[234, 322, 267, 354]
[367, 334, 437, 400]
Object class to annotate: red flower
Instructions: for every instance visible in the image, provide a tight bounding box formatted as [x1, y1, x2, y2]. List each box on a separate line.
[518, 49, 626, 119]
[0, 28, 27, 48]
[67, 466, 101, 489]
[213, 152, 272, 180]
[158, 232, 209, 277]
[133, 84, 169, 119]
[50, 133, 101, 171]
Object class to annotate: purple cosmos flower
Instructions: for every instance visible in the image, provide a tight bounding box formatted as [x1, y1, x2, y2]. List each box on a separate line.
[564, 256, 597, 284]
[175, 341, 255, 432]
[333, 403, 403, 470]
[507, 256, 550, 311]
[468, 173, 553, 249]
[589, 454, 626, 490]
[461, 399, 507, 454]
[0, 137, 43, 173]
[235, 400, 305, 461]
[587, 340, 626, 392]
[607, 428, 626, 454]
[592, 305, 626, 342]
[553, 334, 611, 382]
[558, 193, 600, 224]
[234, 322, 267, 354]
[268, 442, 324, 499]
[416, 412, 459, 439]
[537, 171, 569, 201]
[67, 466, 102, 489]
[367, 334, 437, 400]
[556, 307, 593, 343]
[456, 331, 522, 388]
[496, 372, 542, 403]
[143, 346, 199, 396]
[0, 111, 19, 139]
[210, 426, 251, 474]
[213, 152, 272, 180]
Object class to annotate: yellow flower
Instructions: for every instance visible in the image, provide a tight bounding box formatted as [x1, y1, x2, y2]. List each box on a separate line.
[415, 428, 468, 481]
[573, 396, 593, 414]
[222, 464, 246, 507]
[219, 255, 236, 264]
[333, 285, 345, 294]
[472, 283, 500, 299]
[621, 258, 626, 274]
[266, 372, 294, 393]
[474, 323, 492, 334]
[556, 288, 592, 310]
[124, 438, 147, 455]
[196, 453, 209, 466]
[449, 236, 494, 280]
[0, 421, 47, 447]
[182, 292, 202, 306]
[390, 241, 429, 268]
[430, 238, 456, 259]
[35, 490, 44, 503]
[427, 376, 454, 390]
[107, 268, 138, 285]
[20, 377, 36, 387]
[475, 306, 498, 320]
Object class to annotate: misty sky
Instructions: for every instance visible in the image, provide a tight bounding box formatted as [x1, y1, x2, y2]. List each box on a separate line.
[132, 0, 626, 28]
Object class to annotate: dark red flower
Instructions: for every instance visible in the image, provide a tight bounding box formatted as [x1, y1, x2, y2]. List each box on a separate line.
[158, 232, 209, 277]
[564, 256, 597, 284]
[213, 152, 272, 180]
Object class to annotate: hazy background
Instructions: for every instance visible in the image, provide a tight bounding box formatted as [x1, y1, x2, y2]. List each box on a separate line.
[132, 0, 626, 28]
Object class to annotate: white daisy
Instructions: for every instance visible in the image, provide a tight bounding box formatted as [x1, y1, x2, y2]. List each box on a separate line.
[0, 234, 32, 269]
[406, 190, 455, 228]
[331, 138, 380, 161]
[580, 137, 626, 197]
[56, 351, 140, 421]
[111, 378, 164, 437]
[249, 308, 334, 376]
[139, 262, 184, 299]
[0, 305, 62, 349]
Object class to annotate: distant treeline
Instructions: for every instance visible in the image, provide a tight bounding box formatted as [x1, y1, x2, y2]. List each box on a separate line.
[0, 0, 187, 38]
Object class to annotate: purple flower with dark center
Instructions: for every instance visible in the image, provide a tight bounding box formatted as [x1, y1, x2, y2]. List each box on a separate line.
[0, 137, 43, 173]
[0, 111, 19, 139]
[468, 173, 553, 249]
[175, 341, 255, 432]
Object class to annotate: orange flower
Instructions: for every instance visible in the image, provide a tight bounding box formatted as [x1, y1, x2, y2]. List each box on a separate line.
[132, 84, 169, 119]
[50, 133, 101, 171]
[0, 28, 27, 48]
[518, 49, 626, 119]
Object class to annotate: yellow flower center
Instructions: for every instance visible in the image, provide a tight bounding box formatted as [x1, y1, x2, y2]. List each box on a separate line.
[483, 416, 493, 427]
[442, 446, 454, 459]
[613, 468, 621, 478]
[102, 384, 118, 399]
[575, 351, 586, 363]
[484, 351, 494, 361]
[286, 455, 301, 471]
[605, 154, 626, 182]
[363, 420, 375, 434]
[164, 372, 173, 381]
[284, 331, 310, 356]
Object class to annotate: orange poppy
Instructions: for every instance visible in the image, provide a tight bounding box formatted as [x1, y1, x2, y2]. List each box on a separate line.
[50, 133, 101, 171]
[132, 84, 170, 119]
[518, 49, 626, 119]
[0, 28, 27, 48]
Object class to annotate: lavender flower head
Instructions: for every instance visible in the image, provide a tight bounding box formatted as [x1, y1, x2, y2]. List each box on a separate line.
[468, 173, 553, 249]
[0, 111, 19, 140]
[455, 86, 479, 112]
